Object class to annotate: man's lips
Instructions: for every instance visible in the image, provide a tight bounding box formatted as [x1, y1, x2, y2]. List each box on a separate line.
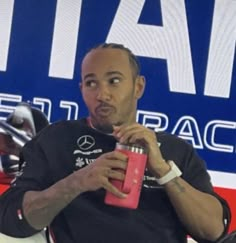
[95, 104, 116, 116]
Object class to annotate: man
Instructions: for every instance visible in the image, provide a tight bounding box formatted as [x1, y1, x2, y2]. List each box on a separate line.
[0, 43, 230, 242]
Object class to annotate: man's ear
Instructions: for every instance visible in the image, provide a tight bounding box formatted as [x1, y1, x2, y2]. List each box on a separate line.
[135, 76, 146, 99]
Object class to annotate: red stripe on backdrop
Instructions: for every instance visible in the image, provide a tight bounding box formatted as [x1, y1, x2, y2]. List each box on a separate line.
[0, 184, 9, 194]
[214, 187, 236, 232]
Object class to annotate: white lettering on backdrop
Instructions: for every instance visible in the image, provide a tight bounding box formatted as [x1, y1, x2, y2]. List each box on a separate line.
[0, 0, 235, 98]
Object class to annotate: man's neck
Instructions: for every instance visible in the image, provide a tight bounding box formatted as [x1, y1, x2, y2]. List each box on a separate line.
[87, 117, 114, 135]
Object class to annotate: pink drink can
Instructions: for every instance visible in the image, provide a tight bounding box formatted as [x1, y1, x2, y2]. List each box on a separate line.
[104, 143, 147, 209]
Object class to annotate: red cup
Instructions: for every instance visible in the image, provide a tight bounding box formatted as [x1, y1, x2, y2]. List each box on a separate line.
[104, 143, 147, 209]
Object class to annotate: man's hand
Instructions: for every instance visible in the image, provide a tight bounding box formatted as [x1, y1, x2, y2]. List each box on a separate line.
[22, 150, 128, 230]
[74, 151, 128, 198]
[112, 123, 170, 178]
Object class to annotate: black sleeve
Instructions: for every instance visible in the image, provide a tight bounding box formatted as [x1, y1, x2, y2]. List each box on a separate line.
[178, 141, 231, 242]
[0, 188, 40, 237]
[181, 146, 214, 193]
[0, 136, 53, 237]
[159, 133, 231, 242]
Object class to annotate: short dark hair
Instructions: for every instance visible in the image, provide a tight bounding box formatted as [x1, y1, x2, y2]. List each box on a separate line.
[88, 43, 140, 78]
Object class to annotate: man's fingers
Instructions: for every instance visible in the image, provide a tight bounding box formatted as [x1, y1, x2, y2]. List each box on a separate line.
[102, 168, 126, 198]
[104, 151, 128, 162]
[106, 169, 125, 181]
[103, 181, 127, 199]
[100, 153, 128, 171]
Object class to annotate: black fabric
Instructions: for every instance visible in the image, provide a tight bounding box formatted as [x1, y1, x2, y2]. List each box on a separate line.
[0, 188, 41, 237]
[0, 118, 230, 242]
[216, 230, 236, 243]
[31, 108, 49, 133]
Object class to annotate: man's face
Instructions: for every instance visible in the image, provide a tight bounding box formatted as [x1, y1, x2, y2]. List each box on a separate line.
[80, 48, 144, 131]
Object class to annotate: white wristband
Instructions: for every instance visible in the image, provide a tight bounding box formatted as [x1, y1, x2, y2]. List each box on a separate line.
[156, 160, 182, 185]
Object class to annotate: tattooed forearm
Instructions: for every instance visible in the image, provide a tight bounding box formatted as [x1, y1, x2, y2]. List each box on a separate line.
[168, 178, 186, 193]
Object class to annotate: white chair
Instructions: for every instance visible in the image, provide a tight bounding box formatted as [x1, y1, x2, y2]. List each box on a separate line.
[0, 231, 47, 243]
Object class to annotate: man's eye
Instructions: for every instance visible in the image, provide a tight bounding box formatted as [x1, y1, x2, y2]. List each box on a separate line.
[110, 78, 120, 84]
[85, 81, 97, 87]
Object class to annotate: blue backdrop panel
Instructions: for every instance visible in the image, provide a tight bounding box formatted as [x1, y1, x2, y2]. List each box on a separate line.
[0, 0, 235, 176]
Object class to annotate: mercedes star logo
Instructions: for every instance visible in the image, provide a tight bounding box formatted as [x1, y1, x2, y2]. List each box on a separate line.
[77, 135, 95, 150]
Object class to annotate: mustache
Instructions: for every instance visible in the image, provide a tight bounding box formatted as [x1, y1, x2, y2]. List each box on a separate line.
[95, 102, 115, 111]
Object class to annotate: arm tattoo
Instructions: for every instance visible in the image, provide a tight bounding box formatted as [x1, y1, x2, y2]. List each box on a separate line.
[169, 178, 186, 193]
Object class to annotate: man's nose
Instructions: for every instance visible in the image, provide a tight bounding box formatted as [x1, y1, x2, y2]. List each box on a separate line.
[96, 85, 111, 101]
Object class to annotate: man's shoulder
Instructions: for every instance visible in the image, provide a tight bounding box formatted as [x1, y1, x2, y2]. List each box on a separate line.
[156, 131, 187, 144]
[44, 118, 86, 130]
[156, 131, 193, 154]
[34, 118, 88, 140]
